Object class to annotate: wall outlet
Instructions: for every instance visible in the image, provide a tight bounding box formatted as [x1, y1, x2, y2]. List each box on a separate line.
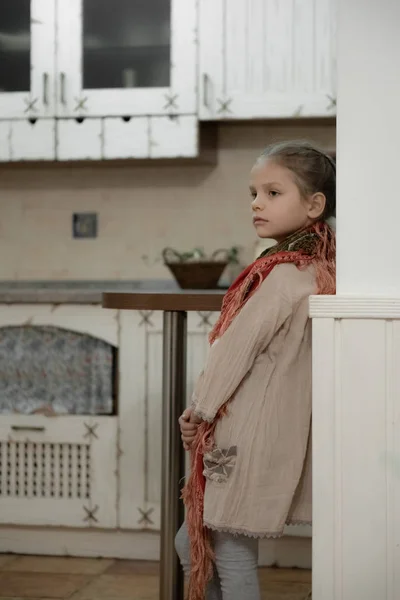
[72, 213, 98, 238]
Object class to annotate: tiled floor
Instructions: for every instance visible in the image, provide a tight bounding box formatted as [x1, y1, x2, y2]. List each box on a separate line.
[0, 554, 311, 599]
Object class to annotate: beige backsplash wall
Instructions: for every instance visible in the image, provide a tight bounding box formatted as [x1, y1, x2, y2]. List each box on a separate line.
[0, 121, 335, 280]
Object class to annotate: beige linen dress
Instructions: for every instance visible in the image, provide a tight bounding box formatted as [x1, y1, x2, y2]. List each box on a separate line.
[192, 263, 315, 538]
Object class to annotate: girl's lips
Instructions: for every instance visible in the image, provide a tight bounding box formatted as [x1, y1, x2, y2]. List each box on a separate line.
[253, 217, 268, 224]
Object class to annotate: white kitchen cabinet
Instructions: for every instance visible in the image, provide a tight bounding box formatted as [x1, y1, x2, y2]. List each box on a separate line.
[0, 302, 311, 547]
[0, 305, 119, 529]
[55, 115, 198, 161]
[0, 415, 117, 528]
[149, 116, 198, 158]
[56, 118, 103, 161]
[56, 0, 197, 118]
[0, 120, 55, 162]
[0, 303, 215, 532]
[199, 0, 337, 120]
[0, 122, 10, 161]
[103, 117, 149, 160]
[0, 0, 56, 120]
[0, 0, 198, 162]
[119, 309, 218, 530]
[0, 115, 198, 162]
[11, 119, 55, 161]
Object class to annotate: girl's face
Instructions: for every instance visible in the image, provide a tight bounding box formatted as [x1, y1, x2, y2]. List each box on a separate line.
[249, 158, 324, 242]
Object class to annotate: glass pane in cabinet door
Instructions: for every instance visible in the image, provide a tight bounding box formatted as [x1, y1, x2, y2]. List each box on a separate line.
[0, 0, 31, 93]
[83, 0, 171, 90]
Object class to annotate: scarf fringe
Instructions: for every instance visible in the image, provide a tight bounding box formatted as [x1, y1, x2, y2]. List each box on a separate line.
[182, 222, 335, 600]
[181, 422, 216, 600]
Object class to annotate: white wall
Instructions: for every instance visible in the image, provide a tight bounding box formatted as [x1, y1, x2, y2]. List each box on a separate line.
[0, 122, 335, 280]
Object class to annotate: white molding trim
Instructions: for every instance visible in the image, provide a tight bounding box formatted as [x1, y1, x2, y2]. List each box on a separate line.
[0, 527, 310, 569]
[310, 295, 400, 319]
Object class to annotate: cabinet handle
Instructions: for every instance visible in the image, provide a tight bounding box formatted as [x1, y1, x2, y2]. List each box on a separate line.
[43, 72, 49, 105]
[11, 426, 45, 432]
[203, 73, 210, 108]
[60, 72, 66, 105]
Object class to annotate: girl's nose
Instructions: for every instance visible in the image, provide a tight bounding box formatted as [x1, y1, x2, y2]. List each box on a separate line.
[251, 197, 263, 211]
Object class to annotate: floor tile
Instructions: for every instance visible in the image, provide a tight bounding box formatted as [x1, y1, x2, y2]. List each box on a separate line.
[261, 581, 311, 600]
[70, 574, 158, 600]
[0, 556, 312, 600]
[5, 556, 114, 575]
[0, 556, 18, 570]
[259, 567, 312, 584]
[105, 561, 159, 576]
[0, 572, 92, 599]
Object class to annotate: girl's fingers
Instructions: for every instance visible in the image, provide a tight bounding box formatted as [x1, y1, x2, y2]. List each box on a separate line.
[181, 432, 197, 444]
[181, 436, 192, 451]
[179, 420, 198, 433]
[180, 408, 192, 422]
[179, 415, 193, 427]
[182, 440, 191, 451]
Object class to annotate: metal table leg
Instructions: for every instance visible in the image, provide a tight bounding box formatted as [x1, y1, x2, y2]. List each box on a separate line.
[160, 311, 187, 600]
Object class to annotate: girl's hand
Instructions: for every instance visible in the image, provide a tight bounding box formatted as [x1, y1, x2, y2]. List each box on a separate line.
[179, 408, 202, 450]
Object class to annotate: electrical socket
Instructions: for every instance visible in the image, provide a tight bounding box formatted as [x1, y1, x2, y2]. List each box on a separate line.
[72, 213, 98, 238]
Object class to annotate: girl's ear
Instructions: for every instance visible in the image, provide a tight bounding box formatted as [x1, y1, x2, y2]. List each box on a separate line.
[307, 192, 326, 220]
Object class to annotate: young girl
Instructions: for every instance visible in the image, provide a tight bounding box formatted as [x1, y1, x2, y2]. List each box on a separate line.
[176, 140, 336, 600]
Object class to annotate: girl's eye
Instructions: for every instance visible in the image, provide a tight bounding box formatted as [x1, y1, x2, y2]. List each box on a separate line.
[269, 190, 279, 197]
[250, 191, 257, 200]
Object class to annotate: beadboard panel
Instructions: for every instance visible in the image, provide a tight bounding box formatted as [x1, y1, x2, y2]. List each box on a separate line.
[312, 308, 400, 600]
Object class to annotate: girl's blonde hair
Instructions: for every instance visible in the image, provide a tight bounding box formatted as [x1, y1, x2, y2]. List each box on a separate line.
[259, 140, 336, 221]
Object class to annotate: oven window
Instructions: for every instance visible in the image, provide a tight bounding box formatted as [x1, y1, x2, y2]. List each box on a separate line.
[0, 326, 117, 415]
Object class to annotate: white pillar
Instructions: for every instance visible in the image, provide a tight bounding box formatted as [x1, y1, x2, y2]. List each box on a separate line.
[311, 1, 400, 599]
[336, 0, 400, 294]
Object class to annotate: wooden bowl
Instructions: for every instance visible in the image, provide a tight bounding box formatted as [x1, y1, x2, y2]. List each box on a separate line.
[165, 261, 228, 289]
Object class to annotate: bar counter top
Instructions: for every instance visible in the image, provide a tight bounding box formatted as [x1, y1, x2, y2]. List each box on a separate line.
[102, 289, 224, 312]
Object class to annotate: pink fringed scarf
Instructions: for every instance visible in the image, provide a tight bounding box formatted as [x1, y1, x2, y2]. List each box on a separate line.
[182, 221, 336, 600]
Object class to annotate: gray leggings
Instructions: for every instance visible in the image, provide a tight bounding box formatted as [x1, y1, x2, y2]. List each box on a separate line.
[175, 522, 260, 600]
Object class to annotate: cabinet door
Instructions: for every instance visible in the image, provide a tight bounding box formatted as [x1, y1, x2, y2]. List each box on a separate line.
[119, 310, 218, 530]
[0, 415, 117, 528]
[56, 0, 197, 118]
[0, 0, 56, 119]
[0, 305, 119, 528]
[199, 0, 337, 120]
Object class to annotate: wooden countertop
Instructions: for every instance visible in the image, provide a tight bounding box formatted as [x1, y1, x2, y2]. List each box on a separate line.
[102, 290, 224, 312]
